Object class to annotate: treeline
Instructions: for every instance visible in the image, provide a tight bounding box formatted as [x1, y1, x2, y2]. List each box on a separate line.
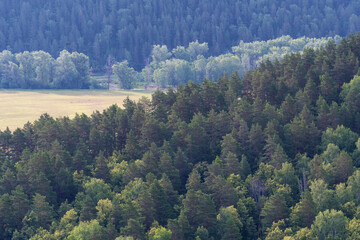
[0, 50, 90, 89]
[1, 33, 360, 239]
[0, 36, 335, 90]
[0, 0, 359, 69]
[113, 36, 338, 89]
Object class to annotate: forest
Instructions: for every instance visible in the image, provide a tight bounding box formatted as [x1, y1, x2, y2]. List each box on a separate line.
[0, 0, 359, 70]
[1, 32, 360, 239]
[0, 35, 338, 89]
[113, 35, 339, 89]
[0, 50, 91, 89]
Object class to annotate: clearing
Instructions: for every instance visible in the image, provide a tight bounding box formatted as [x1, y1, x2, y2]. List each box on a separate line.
[0, 89, 153, 131]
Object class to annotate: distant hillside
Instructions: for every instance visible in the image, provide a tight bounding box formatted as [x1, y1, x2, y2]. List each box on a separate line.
[0, 0, 359, 69]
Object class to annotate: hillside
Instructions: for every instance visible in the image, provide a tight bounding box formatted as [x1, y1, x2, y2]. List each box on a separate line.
[1, 32, 360, 239]
[0, 0, 359, 69]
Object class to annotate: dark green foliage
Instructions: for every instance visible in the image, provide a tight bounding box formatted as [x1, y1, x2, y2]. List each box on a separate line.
[260, 190, 290, 232]
[149, 179, 175, 226]
[0, 0, 359, 71]
[182, 190, 217, 236]
[290, 191, 316, 230]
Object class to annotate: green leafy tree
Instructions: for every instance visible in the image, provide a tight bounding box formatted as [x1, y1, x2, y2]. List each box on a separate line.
[187, 41, 209, 60]
[113, 60, 137, 89]
[217, 205, 243, 240]
[311, 209, 348, 240]
[68, 219, 106, 240]
[321, 125, 359, 153]
[149, 226, 172, 240]
[347, 170, 360, 204]
[347, 218, 360, 240]
[96, 198, 113, 226]
[309, 179, 335, 212]
[195, 226, 211, 240]
[53, 50, 78, 89]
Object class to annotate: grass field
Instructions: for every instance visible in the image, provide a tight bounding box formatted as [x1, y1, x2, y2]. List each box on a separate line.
[0, 89, 153, 131]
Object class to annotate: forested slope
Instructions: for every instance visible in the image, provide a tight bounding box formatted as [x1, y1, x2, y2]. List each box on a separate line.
[1, 33, 360, 239]
[1, 0, 359, 69]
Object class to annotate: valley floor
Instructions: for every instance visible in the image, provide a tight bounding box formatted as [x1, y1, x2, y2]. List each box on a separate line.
[0, 89, 152, 130]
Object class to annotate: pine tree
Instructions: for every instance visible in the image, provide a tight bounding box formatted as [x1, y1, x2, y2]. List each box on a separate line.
[149, 179, 174, 225]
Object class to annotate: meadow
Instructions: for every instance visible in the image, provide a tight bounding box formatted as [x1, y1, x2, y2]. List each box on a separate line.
[0, 89, 153, 131]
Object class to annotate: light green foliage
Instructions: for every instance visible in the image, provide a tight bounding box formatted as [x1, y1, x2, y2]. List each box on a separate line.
[274, 162, 298, 199]
[153, 59, 192, 87]
[265, 220, 294, 240]
[187, 40, 209, 60]
[265, 226, 285, 240]
[54, 50, 90, 89]
[149, 226, 172, 240]
[335, 183, 352, 206]
[152, 45, 172, 64]
[217, 206, 243, 240]
[141, 35, 337, 88]
[205, 54, 243, 81]
[56, 209, 79, 237]
[292, 228, 313, 240]
[16, 51, 35, 87]
[29, 228, 53, 240]
[311, 209, 348, 240]
[67, 219, 106, 240]
[119, 178, 145, 202]
[32, 51, 55, 87]
[69, 52, 91, 89]
[115, 237, 134, 240]
[232, 35, 340, 71]
[172, 46, 191, 61]
[113, 60, 138, 89]
[309, 179, 335, 212]
[347, 170, 360, 204]
[341, 75, 360, 112]
[321, 126, 359, 153]
[96, 198, 113, 225]
[347, 218, 360, 240]
[321, 144, 340, 163]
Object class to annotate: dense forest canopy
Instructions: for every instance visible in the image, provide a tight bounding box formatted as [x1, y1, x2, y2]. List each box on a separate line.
[1, 33, 360, 239]
[0, 0, 359, 69]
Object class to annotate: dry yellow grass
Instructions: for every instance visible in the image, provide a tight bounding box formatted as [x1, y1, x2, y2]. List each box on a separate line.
[0, 90, 153, 131]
